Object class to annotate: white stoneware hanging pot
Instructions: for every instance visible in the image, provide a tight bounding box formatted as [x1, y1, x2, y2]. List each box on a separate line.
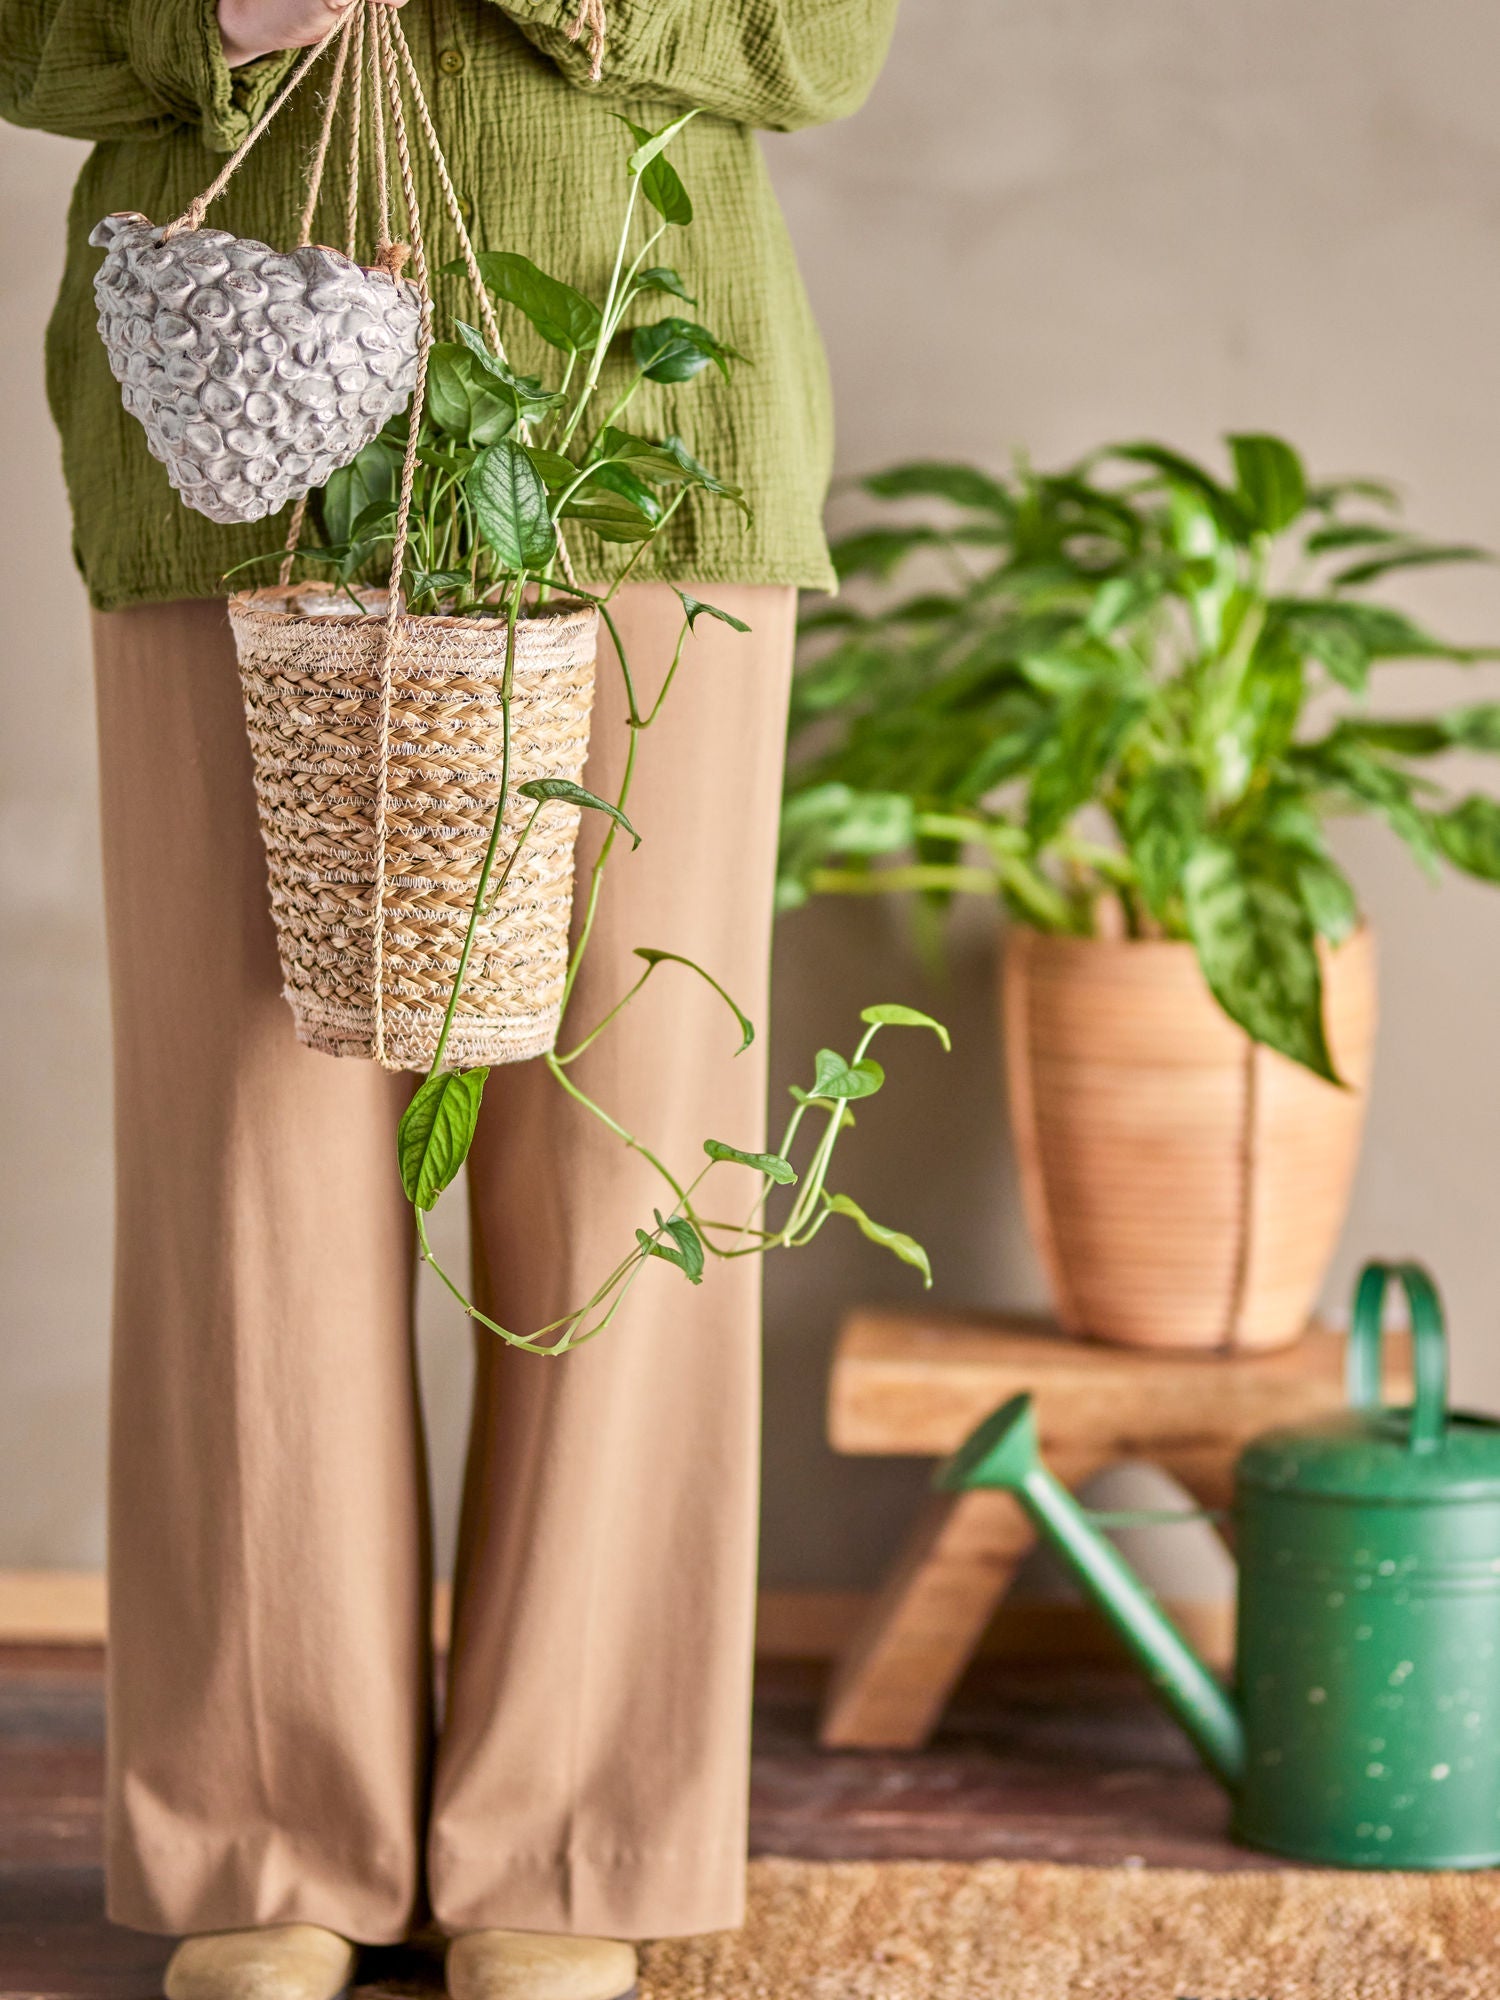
[89, 211, 421, 526]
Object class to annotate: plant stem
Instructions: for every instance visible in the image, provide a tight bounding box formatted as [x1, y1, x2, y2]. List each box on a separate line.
[557, 723, 640, 1027]
[557, 178, 641, 453]
[603, 489, 688, 602]
[544, 1052, 686, 1201]
[426, 572, 526, 1078]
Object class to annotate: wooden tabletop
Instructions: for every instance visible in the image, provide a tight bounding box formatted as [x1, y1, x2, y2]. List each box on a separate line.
[828, 1307, 1408, 1477]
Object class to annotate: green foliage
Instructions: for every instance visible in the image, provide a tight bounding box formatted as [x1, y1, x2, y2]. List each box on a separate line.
[782, 437, 1500, 1075]
[637, 1209, 705, 1284]
[263, 113, 746, 618]
[517, 777, 641, 846]
[825, 1192, 932, 1288]
[462, 252, 602, 353]
[471, 438, 556, 569]
[243, 114, 941, 1359]
[704, 1139, 797, 1183]
[398, 1068, 488, 1211]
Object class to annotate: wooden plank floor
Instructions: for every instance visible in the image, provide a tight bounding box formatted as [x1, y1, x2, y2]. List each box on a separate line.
[0, 1645, 1272, 1999]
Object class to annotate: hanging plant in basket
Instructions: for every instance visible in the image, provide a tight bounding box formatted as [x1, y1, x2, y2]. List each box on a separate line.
[93, 0, 945, 1353]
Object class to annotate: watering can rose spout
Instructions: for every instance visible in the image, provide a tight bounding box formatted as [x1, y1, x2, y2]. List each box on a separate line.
[938, 1392, 1246, 1789]
[939, 1265, 1500, 1870]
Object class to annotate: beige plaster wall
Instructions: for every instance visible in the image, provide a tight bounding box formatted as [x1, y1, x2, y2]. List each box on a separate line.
[3, 0, 1499, 1585]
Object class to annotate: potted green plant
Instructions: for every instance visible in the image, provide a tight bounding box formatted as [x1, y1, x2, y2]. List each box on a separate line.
[780, 436, 1500, 1349]
[210, 51, 943, 1351]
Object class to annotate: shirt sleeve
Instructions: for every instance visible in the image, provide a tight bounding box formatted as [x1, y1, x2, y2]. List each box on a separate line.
[494, 0, 900, 132]
[0, 0, 296, 149]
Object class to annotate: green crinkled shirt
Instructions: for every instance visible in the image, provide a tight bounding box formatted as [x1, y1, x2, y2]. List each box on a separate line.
[0, 0, 898, 609]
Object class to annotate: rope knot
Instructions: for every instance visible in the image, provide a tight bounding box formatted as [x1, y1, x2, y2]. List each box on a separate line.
[376, 240, 412, 280]
[567, 0, 607, 82]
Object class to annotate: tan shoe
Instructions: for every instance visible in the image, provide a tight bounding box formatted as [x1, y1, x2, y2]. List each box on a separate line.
[163, 1924, 356, 2000]
[446, 1930, 637, 2000]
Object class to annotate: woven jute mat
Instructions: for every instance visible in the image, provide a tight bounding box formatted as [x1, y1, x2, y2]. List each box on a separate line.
[632, 1856, 1500, 2000]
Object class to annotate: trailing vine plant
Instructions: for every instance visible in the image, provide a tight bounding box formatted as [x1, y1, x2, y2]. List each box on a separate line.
[237, 112, 945, 1351]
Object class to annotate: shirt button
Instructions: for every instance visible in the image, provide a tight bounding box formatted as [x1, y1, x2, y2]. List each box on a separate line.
[438, 48, 465, 75]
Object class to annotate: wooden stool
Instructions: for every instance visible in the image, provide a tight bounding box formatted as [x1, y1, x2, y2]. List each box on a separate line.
[819, 1307, 1411, 1750]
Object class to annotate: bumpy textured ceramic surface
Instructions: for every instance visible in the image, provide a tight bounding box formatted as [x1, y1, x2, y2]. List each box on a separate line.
[89, 212, 421, 526]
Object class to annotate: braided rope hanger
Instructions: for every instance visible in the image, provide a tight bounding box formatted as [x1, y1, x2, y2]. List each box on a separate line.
[161, 0, 603, 1065]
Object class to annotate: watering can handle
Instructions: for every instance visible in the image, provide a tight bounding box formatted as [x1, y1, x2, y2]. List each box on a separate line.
[1347, 1260, 1448, 1453]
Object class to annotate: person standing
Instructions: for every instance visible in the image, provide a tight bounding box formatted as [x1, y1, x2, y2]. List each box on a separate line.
[0, 1, 898, 1996]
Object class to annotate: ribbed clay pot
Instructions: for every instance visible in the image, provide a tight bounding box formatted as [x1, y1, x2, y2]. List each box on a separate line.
[1002, 926, 1377, 1351]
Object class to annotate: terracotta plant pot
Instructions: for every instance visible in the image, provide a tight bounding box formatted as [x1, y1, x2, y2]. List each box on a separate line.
[1002, 927, 1377, 1351]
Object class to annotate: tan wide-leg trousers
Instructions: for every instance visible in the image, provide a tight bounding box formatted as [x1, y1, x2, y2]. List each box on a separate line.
[93, 582, 795, 1944]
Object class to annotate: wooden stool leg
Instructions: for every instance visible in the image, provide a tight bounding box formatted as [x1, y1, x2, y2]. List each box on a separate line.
[818, 1489, 1036, 1751]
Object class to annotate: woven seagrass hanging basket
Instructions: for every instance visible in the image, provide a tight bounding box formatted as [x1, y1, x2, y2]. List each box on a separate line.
[231, 586, 597, 1069]
[97, 0, 608, 1071]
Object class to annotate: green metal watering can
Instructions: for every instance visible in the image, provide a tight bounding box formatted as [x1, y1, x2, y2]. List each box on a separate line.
[938, 1260, 1500, 1868]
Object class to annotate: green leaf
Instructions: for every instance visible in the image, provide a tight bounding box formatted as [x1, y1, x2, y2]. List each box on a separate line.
[658, 434, 750, 514]
[1277, 606, 1369, 690]
[639, 153, 692, 226]
[1123, 762, 1204, 920]
[618, 113, 697, 224]
[787, 1082, 854, 1122]
[631, 265, 696, 304]
[704, 1138, 797, 1184]
[517, 777, 640, 847]
[453, 323, 565, 422]
[590, 426, 694, 486]
[858, 1003, 952, 1050]
[1432, 796, 1500, 881]
[1446, 703, 1500, 751]
[616, 115, 700, 225]
[408, 567, 471, 608]
[321, 437, 398, 547]
[1228, 432, 1307, 535]
[521, 444, 583, 491]
[624, 107, 699, 175]
[631, 317, 741, 383]
[1231, 629, 1306, 779]
[1112, 441, 1251, 539]
[674, 589, 751, 633]
[633, 947, 754, 1052]
[467, 251, 601, 353]
[1275, 597, 1485, 672]
[636, 1208, 704, 1284]
[1306, 477, 1403, 514]
[826, 1192, 932, 1288]
[1330, 542, 1491, 588]
[809, 1048, 886, 1100]
[828, 523, 943, 580]
[348, 496, 398, 543]
[1327, 716, 1451, 757]
[1292, 737, 1443, 870]
[861, 461, 1013, 515]
[397, 1067, 488, 1212]
[561, 471, 660, 543]
[470, 439, 557, 570]
[779, 786, 915, 882]
[1305, 522, 1408, 555]
[423, 342, 520, 445]
[1026, 681, 1147, 845]
[1182, 837, 1340, 1082]
[1295, 850, 1360, 945]
[588, 461, 663, 520]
